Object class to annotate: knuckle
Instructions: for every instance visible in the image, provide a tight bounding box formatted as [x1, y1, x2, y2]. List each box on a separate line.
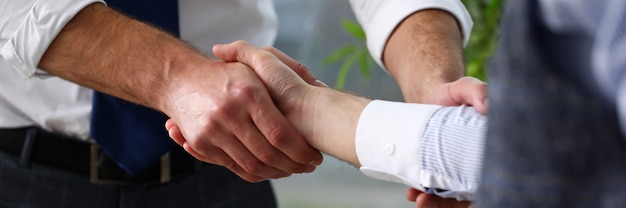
[295, 63, 308, 73]
[260, 46, 275, 52]
[230, 83, 260, 101]
[267, 126, 289, 147]
[185, 136, 203, 148]
[257, 150, 280, 164]
[242, 160, 264, 174]
[213, 103, 236, 118]
[223, 161, 241, 172]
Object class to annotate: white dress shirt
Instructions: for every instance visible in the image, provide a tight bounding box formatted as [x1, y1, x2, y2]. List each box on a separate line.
[349, 0, 473, 70]
[0, 0, 473, 140]
[0, 0, 479, 199]
[0, 0, 277, 139]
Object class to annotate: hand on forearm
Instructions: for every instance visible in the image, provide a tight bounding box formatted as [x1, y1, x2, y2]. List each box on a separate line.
[383, 9, 465, 103]
[383, 9, 488, 114]
[383, 9, 481, 207]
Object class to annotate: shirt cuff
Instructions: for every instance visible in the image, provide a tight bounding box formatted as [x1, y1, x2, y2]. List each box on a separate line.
[355, 100, 441, 191]
[0, 0, 104, 78]
[350, 0, 473, 72]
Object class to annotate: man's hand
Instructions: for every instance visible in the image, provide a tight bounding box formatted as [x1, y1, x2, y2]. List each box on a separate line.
[406, 188, 473, 208]
[426, 76, 488, 114]
[213, 40, 368, 166]
[161, 55, 322, 183]
[167, 40, 367, 169]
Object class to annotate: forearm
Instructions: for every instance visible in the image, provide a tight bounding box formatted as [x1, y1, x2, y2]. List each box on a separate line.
[38, 3, 207, 112]
[383, 10, 465, 103]
[286, 87, 371, 167]
[288, 87, 486, 200]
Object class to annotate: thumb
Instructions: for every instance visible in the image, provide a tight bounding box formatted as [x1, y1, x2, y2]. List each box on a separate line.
[165, 119, 185, 146]
[262, 46, 328, 88]
[212, 41, 307, 96]
[212, 40, 264, 67]
[213, 41, 328, 88]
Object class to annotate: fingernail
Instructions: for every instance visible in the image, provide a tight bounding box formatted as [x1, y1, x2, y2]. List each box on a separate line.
[212, 44, 224, 51]
[315, 80, 329, 88]
[310, 156, 323, 165]
[304, 165, 316, 173]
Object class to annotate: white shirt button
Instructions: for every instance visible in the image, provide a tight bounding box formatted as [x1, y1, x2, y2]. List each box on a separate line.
[382, 143, 395, 155]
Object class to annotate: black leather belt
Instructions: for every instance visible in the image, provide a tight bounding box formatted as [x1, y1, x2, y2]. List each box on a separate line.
[0, 127, 202, 185]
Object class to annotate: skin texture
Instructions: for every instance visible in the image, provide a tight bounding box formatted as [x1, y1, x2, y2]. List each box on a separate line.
[37, 3, 323, 182]
[407, 188, 473, 208]
[383, 10, 487, 114]
[167, 41, 487, 208]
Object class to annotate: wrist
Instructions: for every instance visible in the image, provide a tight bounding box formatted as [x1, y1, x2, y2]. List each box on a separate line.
[158, 51, 217, 117]
[291, 87, 371, 165]
[280, 85, 319, 137]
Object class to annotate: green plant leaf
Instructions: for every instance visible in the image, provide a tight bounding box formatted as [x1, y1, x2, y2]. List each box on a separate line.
[322, 45, 356, 64]
[357, 49, 371, 80]
[335, 53, 359, 89]
[342, 20, 366, 41]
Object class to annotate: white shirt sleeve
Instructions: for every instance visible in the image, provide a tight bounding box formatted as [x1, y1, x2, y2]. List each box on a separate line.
[348, 0, 473, 71]
[355, 100, 487, 201]
[0, 0, 104, 78]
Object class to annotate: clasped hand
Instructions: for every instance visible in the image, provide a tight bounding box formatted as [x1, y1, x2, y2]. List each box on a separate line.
[164, 41, 485, 208]
[161, 41, 324, 182]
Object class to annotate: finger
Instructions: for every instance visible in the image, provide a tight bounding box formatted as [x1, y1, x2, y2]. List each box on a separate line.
[214, 41, 324, 165]
[214, 133, 292, 179]
[416, 193, 472, 208]
[406, 188, 421, 202]
[470, 83, 488, 114]
[165, 118, 174, 130]
[251, 94, 324, 166]
[415, 193, 437, 208]
[213, 41, 265, 64]
[213, 41, 305, 86]
[165, 119, 185, 146]
[230, 116, 316, 174]
[458, 77, 487, 114]
[261, 46, 328, 88]
[450, 77, 488, 114]
[180, 123, 291, 180]
[185, 142, 266, 182]
[182, 141, 208, 161]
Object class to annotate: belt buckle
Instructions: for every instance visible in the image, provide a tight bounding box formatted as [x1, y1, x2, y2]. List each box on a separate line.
[89, 144, 171, 185]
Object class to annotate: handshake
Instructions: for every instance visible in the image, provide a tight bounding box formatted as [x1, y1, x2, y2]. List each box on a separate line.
[163, 40, 371, 182]
[161, 40, 487, 207]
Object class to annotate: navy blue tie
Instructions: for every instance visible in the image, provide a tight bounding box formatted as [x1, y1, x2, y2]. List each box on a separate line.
[90, 0, 180, 176]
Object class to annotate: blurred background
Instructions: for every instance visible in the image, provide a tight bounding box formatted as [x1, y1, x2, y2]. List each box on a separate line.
[270, 0, 500, 207]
